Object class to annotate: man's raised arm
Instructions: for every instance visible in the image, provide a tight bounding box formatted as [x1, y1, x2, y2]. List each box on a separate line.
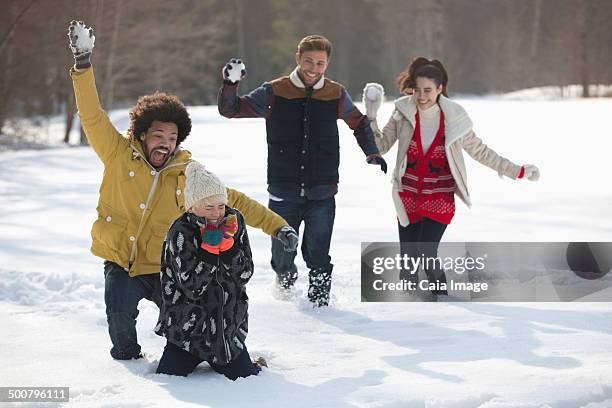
[68, 20, 125, 164]
[217, 59, 272, 119]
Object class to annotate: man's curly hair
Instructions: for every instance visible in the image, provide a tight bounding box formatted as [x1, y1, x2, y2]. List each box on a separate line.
[128, 92, 192, 144]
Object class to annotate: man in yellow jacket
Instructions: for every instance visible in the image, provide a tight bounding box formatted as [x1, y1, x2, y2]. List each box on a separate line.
[67, 21, 299, 360]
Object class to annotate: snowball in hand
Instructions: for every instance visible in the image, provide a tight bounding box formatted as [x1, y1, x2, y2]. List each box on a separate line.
[70, 21, 95, 55]
[366, 86, 382, 101]
[226, 59, 246, 83]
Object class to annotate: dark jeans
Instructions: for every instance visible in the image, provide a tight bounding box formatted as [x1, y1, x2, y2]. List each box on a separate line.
[268, 197, 335, 280]
[398, 218, 448, 286]
[104, 261, 161, 360]
[156, 341, 261, 380]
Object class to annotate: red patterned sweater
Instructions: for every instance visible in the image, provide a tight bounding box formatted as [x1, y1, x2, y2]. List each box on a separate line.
[399, 110, 456, 225]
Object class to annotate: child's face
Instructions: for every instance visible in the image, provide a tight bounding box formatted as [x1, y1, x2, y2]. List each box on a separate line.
[190, 199, 226, 225]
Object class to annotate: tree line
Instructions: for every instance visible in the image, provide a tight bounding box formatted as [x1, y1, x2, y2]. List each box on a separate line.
[1, 0, 611, 142]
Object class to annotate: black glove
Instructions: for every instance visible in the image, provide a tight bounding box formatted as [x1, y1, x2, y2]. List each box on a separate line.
[68, 20, 95, 70]
[276, 226, 299, 252]
[222, 58, 247, 84]
[367, 154, 387, 174]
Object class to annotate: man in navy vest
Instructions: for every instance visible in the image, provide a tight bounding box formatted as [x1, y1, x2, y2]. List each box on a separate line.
[218, 35, 386, 306]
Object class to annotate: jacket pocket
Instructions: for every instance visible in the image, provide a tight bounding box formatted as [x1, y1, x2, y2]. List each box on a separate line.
[92, 202, 129, 257]
[146, 225, 169, 267]
[268, 143, 298, 179]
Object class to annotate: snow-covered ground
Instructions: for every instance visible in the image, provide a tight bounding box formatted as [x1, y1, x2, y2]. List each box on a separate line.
[1, 99, 612, 407]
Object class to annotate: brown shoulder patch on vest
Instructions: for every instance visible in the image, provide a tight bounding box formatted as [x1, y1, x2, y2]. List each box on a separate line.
[270, 76, 343, 101]
[313, 79, 342, 101]
[270, 77, 305, 99]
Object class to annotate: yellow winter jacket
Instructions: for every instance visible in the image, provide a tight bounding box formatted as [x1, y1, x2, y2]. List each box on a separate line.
[72, 67, 287, 276]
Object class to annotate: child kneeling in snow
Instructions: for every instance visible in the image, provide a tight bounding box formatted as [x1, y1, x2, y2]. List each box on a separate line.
[155, 162, 265, 379]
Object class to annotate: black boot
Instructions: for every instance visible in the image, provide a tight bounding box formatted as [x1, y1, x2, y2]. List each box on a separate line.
[308, 265, 333, 307]
[110, 344, 143, 360]
[276, 265, 298, 290]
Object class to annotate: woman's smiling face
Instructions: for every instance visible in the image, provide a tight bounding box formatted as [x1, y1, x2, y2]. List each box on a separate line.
[413, 76, 443, 109]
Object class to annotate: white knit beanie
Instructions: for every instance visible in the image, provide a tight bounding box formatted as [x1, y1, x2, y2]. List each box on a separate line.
[184, 161, 228, 210]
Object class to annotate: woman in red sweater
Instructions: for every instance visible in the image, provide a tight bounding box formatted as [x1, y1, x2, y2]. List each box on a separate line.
[363, 57, 540, 297]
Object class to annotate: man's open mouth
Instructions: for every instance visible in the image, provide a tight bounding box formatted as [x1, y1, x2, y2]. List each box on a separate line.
[151, 148, 169, 164]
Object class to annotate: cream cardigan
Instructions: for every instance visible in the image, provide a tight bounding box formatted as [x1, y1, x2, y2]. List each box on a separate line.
[371, 94, 522, 226]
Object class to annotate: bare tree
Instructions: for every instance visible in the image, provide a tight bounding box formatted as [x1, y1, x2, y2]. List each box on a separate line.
[430, 0, 444, 58]
[0, 2, 22, 135]
[577, 0, 589, 97]
[234, 0, 247, 88]
[102, 0, 124, 109]
[529, 0, 542, 88]
[0, 0, 37, 54]
[63, 92, 75, 144]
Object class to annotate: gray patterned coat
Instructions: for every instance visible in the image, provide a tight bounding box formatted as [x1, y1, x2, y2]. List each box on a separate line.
[154, 208, 254, 365]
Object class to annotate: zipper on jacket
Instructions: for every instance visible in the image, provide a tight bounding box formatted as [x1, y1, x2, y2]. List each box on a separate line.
[127, 153, 192, 269]
[213, 256, 231, 364]
[129, 171, 159, 265]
